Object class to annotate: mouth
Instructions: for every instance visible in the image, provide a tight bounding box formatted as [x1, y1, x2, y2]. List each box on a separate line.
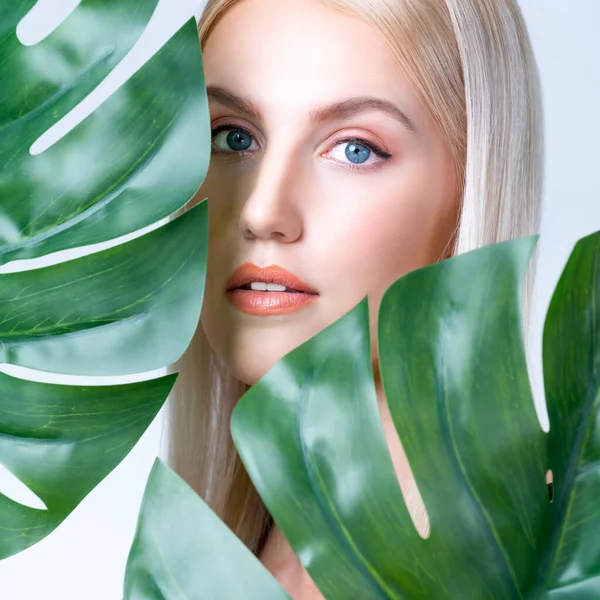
[226, 263, 319, 315]
[225, 263, 319, 295]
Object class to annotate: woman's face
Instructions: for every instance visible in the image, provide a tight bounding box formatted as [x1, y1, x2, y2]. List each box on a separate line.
[196, 0, 460, 385]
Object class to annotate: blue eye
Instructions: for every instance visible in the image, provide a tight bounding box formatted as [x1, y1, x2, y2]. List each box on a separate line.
[345, 142, 371, 164]
[328, 137, 392, 170]
[211, 126, 256, 153]
[226, 130, 252, 151]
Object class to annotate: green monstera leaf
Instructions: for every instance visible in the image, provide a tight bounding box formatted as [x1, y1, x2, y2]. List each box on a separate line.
[1, 0, 208, 264]
[124, 459, 292, 600]
[125, 230, 600, 599]
[0, 1, 209, 560]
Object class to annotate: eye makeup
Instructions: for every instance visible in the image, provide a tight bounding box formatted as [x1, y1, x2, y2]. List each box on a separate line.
[210, 123, 393, 172]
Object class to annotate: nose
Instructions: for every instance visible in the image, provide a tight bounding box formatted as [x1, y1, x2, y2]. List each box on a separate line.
[238, 151, 303, 243]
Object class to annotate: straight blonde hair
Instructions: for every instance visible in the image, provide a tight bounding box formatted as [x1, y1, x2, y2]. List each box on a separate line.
[166, 0, 544, 557]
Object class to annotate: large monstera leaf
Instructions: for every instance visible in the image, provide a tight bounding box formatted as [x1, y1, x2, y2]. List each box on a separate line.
[0, 2, 209, 560]
[125, 230, 600, 599]
[1, 0, 208, 264]
[124, 459, 292, 600]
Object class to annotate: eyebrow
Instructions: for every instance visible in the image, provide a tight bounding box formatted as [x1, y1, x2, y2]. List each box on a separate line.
[206, 85, 417, 133]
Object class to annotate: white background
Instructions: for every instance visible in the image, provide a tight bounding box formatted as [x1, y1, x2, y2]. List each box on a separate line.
[0, 0, 599, 598]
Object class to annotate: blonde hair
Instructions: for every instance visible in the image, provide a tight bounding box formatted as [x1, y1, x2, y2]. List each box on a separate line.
[166, 0, 544, 556]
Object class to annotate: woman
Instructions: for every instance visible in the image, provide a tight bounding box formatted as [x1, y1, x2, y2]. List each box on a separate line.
[167, 0, 544, 596]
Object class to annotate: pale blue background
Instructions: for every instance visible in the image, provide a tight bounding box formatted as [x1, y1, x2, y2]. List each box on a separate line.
[0, 0, 598, 598]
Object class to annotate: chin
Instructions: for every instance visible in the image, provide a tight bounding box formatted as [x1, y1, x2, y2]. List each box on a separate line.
[228, 358, 272, 388]
[226, 335, 305, 388]
[203, 303, 336, 388]
[211, 325, 305, 387]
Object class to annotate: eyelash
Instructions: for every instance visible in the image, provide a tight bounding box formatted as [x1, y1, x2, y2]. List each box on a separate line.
[210, 124, 392, 172]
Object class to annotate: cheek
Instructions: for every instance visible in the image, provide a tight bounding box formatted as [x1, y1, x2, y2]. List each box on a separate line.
[318, 171, 455, 351]
[199, 167, 237, 227]
[356, 202, 434, 330]
[322, 176, 450, 292]
[198, 165, 252, 261]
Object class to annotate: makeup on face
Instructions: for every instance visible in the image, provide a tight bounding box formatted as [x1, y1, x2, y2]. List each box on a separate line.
[196, 0, 458, 387]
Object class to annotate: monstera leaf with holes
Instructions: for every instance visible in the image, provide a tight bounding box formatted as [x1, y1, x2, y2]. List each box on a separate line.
[0, 2, 209, 560]
[124, 230, 600, 599]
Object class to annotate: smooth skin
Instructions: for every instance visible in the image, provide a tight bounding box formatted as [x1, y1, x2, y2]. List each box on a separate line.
[194, 0, 461, 597]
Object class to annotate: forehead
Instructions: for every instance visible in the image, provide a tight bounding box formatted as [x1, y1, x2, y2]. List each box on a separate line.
[201, 0, 421, 121]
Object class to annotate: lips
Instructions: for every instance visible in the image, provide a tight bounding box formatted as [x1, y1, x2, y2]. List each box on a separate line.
[225, 263, 319, 316]
[226, 263, 319, 295]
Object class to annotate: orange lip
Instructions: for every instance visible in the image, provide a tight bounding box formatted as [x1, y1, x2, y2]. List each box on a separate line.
[226, 263, 319, 316]
[226, 263, 319, 294]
